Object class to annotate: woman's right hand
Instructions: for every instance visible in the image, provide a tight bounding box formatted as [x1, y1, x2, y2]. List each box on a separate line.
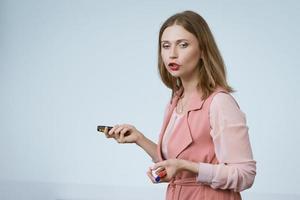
[103, 124, 144, 144]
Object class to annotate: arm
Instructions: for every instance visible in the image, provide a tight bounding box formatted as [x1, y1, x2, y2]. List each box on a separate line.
[104, 103, 171, 163]
[136, 134, 159, 162]
[104, 124, 159, 162]
[151, 93, 256, 191]
[196, 93, 256, 192]
[135, 102, 171, 162]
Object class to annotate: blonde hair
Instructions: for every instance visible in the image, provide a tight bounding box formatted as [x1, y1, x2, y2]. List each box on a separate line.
[158, 10, 233, 100]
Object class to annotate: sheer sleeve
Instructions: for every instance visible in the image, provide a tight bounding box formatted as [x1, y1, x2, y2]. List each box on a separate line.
[196, 93, 256, 192]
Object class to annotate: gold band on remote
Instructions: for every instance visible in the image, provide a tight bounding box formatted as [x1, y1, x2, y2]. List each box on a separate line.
[97, 126, 113, 132]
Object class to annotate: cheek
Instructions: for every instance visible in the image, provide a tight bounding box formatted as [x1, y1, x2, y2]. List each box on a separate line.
[161, 52, 168, 66]
[182, 49, 200, 66]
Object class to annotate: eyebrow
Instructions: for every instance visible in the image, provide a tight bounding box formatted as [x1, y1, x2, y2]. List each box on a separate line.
[160, 39, 190, 43]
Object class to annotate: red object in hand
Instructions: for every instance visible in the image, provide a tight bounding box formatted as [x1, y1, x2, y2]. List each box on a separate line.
[158, 170, 167, 178]
[155, 169, 167, 182]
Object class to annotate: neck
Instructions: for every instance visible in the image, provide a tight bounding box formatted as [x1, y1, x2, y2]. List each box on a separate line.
[180, 74, 201, 98]
[176, 77, 200, 114]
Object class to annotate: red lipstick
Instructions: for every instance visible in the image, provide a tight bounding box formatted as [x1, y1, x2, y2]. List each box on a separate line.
[168, 62, 180, 71]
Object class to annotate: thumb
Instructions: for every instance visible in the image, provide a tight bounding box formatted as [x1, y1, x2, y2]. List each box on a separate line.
[151, 161, 166, 171]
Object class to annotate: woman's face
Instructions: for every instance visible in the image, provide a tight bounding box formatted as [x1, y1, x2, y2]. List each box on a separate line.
[161, 25, 201, 80]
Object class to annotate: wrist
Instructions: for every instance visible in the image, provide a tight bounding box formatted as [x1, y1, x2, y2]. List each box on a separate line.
[135, 132, 145, 146]
[178, 159, 199, 174]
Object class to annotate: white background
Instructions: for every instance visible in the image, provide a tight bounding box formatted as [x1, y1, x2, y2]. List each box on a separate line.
[1, 0, 300, 199]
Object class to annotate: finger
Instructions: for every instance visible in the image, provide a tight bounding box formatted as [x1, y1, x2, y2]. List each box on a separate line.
[121, 127, 130, 134]
[103, 126, 112, 138]
[108, 124, 119, 135]
[121, 124, 135, 134]
[120, 124, 134, 134]
[147, 172, 156, 183]
[115, 126, 125, 134]
[152, 161, 166, 171]
[149, 167, 166, 183]
[155, 167, 166, 175]
[119, 128, 130, 142]
[121, 124, 132, 128]
[147, 168, 157, 183]
[104, 131, 111, 138]
[104, 126, 109, 135]
[114, 126, 127, 141]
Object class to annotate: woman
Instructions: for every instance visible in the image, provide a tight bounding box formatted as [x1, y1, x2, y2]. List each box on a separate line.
[103, 10, 256, 200]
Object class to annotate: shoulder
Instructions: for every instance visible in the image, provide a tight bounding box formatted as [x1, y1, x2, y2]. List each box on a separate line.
[210, 92, 246, 123]
[211, 92, 239, 110]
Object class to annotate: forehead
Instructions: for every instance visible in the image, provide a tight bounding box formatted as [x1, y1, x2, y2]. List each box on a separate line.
[161, 25, 196, 41]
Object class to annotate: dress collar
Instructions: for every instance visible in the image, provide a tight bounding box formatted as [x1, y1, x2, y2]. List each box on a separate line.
[171, 87, 205, 112]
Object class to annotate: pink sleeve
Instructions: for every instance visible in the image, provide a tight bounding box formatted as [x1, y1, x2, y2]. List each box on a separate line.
[196, 93, 256, 192]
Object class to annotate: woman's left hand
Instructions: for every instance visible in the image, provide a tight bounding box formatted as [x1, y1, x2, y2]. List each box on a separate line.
[147, 159, 183, 183]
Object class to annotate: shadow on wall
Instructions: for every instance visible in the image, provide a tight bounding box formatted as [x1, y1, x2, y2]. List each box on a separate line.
[0, 180, 299, 200]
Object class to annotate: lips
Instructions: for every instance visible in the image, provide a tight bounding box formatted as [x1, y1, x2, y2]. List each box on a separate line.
[168, 62, 180, 71]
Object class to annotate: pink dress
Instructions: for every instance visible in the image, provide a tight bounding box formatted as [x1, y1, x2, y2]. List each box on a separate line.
[157, 88, 256, 200]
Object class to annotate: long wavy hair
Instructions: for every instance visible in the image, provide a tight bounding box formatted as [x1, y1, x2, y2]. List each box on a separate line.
[158, 10, 233, 100]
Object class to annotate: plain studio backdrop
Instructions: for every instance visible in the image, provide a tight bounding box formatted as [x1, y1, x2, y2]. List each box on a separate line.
[1, 0, 299, 199]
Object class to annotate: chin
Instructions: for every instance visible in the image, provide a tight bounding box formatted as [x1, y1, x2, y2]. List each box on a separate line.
[168, 71, 181, 78]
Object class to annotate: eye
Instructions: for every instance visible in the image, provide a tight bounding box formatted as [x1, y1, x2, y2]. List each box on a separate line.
[179, 42, 189, 48]
[161, 43, 170, 49]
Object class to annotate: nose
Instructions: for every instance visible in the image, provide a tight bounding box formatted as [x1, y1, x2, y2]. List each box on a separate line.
[169, 46, 178, 59]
